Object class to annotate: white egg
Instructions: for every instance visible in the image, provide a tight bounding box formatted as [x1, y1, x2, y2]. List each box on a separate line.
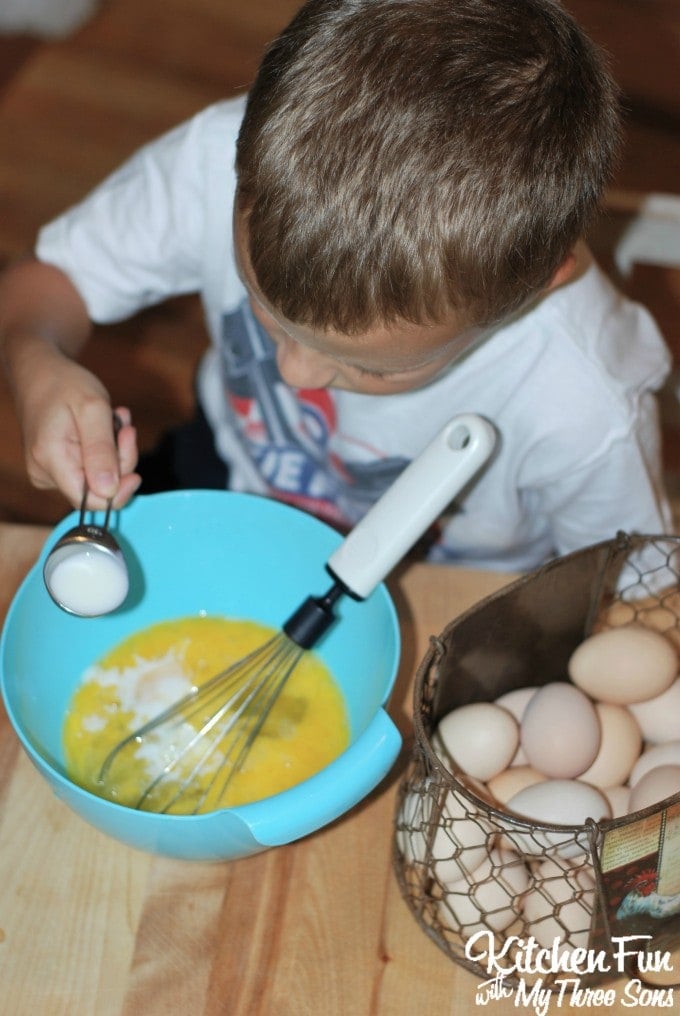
[495, 686, 536, 765]
[495, 686, 537, 721]
[629, 765, 680, 813]
[578, 703, 642, 788]
[568, 625, 677, 705]
[434, 703, 519, 782]
[487, 765, 546, 805]
[520, 683, 601, 779]
[501, 780, 611, 859]
[437, 846, 529, 936]
[396, 780, 495, 880]
[523, 857, 596, 954]
[629, 679, 680, 743]
[602, 785, 631, 819]
[630, 741, 680, 786]
[507, 779, 611, 827]
[431, 785, 496, 884]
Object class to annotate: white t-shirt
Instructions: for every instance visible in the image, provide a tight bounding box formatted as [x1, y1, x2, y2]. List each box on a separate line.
[36, 97, 673, 571]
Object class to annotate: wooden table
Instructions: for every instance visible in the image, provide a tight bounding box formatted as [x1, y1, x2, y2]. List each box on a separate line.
[0, 524, 642, 1016]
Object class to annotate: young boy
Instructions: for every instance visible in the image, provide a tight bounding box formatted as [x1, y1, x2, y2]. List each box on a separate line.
[0, 0, 672, 571]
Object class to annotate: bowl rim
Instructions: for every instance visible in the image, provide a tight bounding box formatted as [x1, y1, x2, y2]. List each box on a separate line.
[0, 488, 402, 830]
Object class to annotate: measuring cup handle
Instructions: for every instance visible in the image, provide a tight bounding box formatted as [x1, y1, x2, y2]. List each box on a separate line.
[78, 411, 123, 527]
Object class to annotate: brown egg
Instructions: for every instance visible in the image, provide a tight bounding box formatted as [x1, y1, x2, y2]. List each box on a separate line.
[487, 765, 546, 805]
[578, 703, 642, 788]
[568, 625, 677, 705]
[629, 679, 680, 743]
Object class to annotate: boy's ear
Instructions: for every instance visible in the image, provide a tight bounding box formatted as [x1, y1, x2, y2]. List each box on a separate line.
[546, 251, 577, 291]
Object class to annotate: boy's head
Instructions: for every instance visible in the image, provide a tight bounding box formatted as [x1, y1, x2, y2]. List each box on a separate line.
[235, 0, 620, 339]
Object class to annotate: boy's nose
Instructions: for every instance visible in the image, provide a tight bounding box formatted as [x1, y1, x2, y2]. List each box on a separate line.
[274, 337, 337, 388]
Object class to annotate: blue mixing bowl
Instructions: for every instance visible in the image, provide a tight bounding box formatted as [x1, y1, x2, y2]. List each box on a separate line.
[0, 490, 401, 861]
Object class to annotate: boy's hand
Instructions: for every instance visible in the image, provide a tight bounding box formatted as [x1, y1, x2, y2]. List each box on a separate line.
[0, 258, 141, 510]
[19, 356, 141, 510]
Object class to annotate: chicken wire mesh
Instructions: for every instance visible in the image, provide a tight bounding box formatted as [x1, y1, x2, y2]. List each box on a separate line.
[393, 533, 680, 990]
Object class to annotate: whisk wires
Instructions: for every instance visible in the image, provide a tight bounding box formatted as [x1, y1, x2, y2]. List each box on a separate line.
[97, 633, 304, 814]
[97, 582, 346, 814]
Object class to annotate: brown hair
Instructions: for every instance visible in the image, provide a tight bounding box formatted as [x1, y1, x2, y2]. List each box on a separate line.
[235, 0, 620, 333]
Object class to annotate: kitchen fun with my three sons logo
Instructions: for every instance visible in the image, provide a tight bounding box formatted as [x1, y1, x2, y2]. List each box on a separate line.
[467, 932, 675, 1012]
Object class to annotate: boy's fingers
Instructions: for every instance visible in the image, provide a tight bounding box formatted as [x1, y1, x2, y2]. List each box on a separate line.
[113, 471, 142, 509]
[24, 406, 93, 507]
[27, 399, 140, 509]
[80, 404, 141, 508]
[112, 405, 139, 476]
[111, 406, 142, 508]
[79, 403, 122, 500]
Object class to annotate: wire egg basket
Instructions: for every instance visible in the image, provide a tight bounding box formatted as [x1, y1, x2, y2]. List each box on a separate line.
[393, 532, 680, 990]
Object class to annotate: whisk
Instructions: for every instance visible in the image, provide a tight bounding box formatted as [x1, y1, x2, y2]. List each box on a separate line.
[97, 413, 495, 814]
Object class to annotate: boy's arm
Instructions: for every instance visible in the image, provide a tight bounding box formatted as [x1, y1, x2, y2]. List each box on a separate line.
[0, 257, 140, 509]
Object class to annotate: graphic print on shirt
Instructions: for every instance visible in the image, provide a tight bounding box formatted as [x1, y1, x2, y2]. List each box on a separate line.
[219, 302, 409, 528]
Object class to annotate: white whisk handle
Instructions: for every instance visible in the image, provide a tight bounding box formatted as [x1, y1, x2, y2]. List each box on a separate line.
[326, 413, 496, 599]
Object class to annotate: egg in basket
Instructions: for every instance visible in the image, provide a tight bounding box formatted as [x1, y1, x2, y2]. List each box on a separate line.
[393, 533, 680, 992]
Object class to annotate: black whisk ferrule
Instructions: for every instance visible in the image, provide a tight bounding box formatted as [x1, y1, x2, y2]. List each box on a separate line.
[282, 580, 347, 650]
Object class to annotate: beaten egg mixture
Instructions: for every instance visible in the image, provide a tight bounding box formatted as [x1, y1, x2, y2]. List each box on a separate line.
[63, 615, 349, 813]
